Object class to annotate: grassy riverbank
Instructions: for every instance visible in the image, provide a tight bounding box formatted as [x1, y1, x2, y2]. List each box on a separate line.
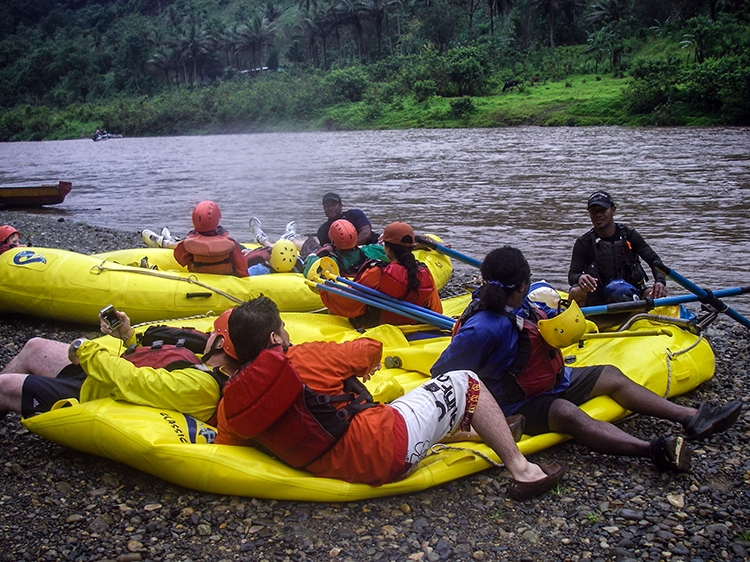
[0, 69, 725, 142]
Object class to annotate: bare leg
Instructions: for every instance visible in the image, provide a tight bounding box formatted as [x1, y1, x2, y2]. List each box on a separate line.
[591, 366, 697, 424]
[0, 374, 28, 414]
[1, 338, 71, 377]
[548, 399, 651, 457]
[472, 381, 547, 483]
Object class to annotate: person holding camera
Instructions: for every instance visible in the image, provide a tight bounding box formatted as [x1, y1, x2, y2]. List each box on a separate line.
[0, 303, 254, 422]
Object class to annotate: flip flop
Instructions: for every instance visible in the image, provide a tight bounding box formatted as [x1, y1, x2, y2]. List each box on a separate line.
[508, 463, 565, 501]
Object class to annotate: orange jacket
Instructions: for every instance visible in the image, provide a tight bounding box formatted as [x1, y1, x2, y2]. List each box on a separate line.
[174, 230, 248, 277]
[216, 339, 407, 486]
[321, 261, 442, 325]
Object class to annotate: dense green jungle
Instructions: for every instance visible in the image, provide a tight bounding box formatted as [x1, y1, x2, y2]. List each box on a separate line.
[0, 0, 748, 141]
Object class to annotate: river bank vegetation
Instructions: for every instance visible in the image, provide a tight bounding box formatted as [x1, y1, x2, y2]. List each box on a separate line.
[0, 0, 748, 140]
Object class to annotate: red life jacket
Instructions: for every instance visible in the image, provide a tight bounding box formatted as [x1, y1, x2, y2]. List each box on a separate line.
[244, 247, 272, 268]
[506, 307, 565, 399]
[182, 232, 240, 275]
[221, 348, 374, 469]
[373, 262, 437, 325]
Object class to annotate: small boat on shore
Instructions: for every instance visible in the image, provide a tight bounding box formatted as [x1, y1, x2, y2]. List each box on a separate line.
[23, 306, 715, 501]
[0, 181, 72, 207]
[0, 244, 453, 325]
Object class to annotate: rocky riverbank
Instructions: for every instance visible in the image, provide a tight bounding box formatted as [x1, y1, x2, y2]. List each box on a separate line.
[1, 212, 749, 562]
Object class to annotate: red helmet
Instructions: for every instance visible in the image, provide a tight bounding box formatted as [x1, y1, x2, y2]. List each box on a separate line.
[212, 308, 238, 360]
[192, 200, 222, 233]
[328, 219, 357, 250]
[0, 225, 19, 244]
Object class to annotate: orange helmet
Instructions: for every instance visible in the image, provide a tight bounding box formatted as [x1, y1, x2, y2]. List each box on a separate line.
[212, 308, 238, 360]
[328, 219, 357, 250]
[192, 200, 222, 233]
[0, 225, 19, 244]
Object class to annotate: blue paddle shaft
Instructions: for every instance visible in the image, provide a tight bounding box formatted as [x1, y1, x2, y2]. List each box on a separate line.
[317, 281, 454, 330]
[581, 286, 750, 316]
[415, 235, 482, 268]
[334, 275, 452, 322]
[655, 264, 750, 328]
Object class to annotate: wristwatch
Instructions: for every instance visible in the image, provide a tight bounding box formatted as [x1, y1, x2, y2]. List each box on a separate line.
[71, 338, 87, 352]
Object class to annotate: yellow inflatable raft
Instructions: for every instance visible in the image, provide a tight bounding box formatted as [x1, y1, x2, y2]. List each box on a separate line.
[23, 305, 715, 502]
[0, 244, 452, 325]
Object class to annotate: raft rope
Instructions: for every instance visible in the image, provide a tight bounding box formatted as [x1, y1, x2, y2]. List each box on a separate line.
[663, 332, 705, 399]
[91, 262, 244, 304]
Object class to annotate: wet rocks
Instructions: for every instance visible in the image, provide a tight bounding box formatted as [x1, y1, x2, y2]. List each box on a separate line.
[1, 212, 750, 561]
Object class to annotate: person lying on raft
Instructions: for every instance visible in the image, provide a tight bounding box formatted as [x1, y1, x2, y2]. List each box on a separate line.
[568, 190, 667, 307]
[432, 246, 742, 473]
[304, 218, 387, 277]
[172, 200, 250, 277]
[0, 303, 259, 423]
[0, 225, 24, 255]
[245, 217, 307, 275]
[319, 221, 443, 328]
[214, 296, 564, 501]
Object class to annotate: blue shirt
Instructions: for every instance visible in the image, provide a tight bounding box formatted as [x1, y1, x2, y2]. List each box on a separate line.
[431, 296, 572, 415]
[317, 209, 372, 245]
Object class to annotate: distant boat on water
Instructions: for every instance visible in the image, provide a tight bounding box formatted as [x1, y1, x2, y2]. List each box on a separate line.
[92, 131, 123, 141]
[0, 181, 72, 207]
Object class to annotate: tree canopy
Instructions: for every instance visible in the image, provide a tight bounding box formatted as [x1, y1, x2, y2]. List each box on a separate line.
[0, 0, 748, 139]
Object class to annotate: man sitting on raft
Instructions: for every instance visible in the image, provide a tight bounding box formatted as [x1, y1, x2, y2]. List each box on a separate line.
[317, 192, 379, 246]
[0, 303, 257, 423]
[214, 296, 564, 501]
[568, 190, 667, 306]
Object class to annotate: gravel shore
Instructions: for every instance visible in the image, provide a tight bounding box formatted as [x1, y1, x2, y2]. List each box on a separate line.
[1, 212, 749, 562]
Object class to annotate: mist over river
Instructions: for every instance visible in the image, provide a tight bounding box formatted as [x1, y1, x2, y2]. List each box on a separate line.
[2, 126, 749, 314]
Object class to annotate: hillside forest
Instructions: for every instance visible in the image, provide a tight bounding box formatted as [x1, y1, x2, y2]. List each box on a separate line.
[0, 0, 748, 140]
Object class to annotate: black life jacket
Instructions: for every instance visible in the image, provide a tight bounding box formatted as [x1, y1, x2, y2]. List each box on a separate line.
[589, 224, 648, 289]
[221, 349, 375, 469]
[454, 301, 564, 403]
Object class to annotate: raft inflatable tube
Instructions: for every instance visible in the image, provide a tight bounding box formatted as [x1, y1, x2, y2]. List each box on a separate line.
[0, 242, 452, 325]
[23, 309, 715, 502]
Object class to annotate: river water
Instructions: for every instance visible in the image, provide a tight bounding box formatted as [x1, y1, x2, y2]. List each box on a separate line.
[2, 126, 750, 314]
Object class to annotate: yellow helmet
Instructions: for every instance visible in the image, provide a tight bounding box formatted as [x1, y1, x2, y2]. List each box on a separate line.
[537, 300, 586, 348]
[269, 240, 299, 273]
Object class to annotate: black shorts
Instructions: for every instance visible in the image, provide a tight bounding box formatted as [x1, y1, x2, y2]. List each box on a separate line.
[21, 364, 86, 417]
[515, 365, 605, 436]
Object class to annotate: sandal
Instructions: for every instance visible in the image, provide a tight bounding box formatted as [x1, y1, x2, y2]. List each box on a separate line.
[508, 463, 565, 501]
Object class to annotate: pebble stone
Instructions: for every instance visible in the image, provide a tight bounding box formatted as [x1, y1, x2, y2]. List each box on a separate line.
[1, 212, 749, 561]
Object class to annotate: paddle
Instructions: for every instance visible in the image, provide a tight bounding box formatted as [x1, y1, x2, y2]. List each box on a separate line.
[415, 235, 482, 268]
[581, 285, 750, 317]
[327, 276, 456, 329]
[307, 279, 455, 330]
[654, 264, 750, 328]
[306, 257, 455, 330]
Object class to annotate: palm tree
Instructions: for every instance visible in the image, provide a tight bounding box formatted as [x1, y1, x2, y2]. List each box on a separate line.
[177, 20, 211, 86]
[335, 0, 364, 62]
[239, 15, 276, 70]
[262, 2, 285, 22]
[487, 0, 513, 36]
[533, 0, 566, 48]
[356, 0, 400, 55]
[147, 46, 181, 87]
